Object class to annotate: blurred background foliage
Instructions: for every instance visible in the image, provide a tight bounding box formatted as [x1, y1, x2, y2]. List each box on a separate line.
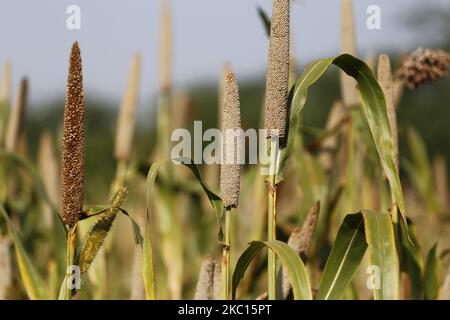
[24, 4, 450, 201]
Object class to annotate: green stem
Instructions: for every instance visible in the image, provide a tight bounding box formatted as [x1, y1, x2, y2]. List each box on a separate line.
[266, 135, 280, 300]
[267, 175, 277, 300]
[221, 208, 231, 300]
[65, 227, 76, 300]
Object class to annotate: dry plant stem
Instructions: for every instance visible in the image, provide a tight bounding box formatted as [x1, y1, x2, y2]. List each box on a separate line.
[378, 54, 399, 222]
[111, 160, 127, 194]
[221, 208, 231, 300]
[155, 92, 171, 161]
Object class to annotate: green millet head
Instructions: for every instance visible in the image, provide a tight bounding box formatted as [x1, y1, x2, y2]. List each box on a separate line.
[264, 0, 290, 139]
[61, 41, 85, 228]
[220, 72, 241, 209]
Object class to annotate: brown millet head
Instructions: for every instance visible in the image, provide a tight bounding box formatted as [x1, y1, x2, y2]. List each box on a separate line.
[264, 0, 290, 139]
[397, 47, 450, 90]
[61, 41, 85, 228]
[220, 72, 241, 209]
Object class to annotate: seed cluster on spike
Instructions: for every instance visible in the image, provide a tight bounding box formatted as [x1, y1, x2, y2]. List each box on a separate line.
[61, 41, 85, 228]
[264, 0, 290, 139]
[220, 72, 241, 209]
[397, 47, 450, 89]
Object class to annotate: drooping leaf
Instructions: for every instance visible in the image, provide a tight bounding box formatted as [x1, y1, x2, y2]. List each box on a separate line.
[145, 157, 223, 240]
[143, 157, 224, 300]
[278, 201, 320, 299]
[361, 209, 400, 300]
[280, 54, 406, 224]
[317, 213, 367, 300]
[0, 205, 49, 300]
[232, 240, 312, 300]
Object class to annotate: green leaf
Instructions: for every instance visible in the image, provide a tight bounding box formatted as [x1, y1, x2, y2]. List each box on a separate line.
[143, 157, 224, 300]
[145, 157, 223, 240]
[142, 216, 156, 300]
[0, 151, 65, 230]
[232, 240, 312, 300]
[396, 217, 424, 300]
[0, 204, 49, 300]
[281, 54, 406, 223]
[317, 213, 367, 300]
[361, 209, 400, 300]
[405, 128, 439, 214]
[424, 244, 439, 300]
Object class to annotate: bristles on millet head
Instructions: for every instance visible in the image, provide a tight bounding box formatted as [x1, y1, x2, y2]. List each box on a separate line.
[220, 72, 241, 209]
[264, 0, 290, 138]
[61, 41, 85, 228]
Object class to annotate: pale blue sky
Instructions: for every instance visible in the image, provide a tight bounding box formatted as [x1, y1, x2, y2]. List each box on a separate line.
[0, 0, 448, 106]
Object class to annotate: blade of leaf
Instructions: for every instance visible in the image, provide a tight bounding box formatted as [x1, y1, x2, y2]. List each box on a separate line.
[317, 213, 367, 300]
[143, 157, 223, 299]
[142, 216, 156, 300]
[396, 217, 424, 299]
[232, 240, 312, 300]
[281, 54, 406, 224]
[146, 157, 223, 240]
[424, 243, 439, 300]
[0, 204, 49, 300]
[362, 209, 400, 300]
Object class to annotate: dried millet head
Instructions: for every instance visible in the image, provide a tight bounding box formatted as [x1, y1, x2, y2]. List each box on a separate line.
[397, 47, 450, 89]
[61, 41, 85, 228]
[264, 0, 290, 139]
[220, 72, 241, 209]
